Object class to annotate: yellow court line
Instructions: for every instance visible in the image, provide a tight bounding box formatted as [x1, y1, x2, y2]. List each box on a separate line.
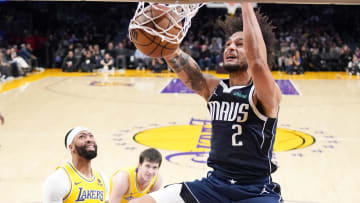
[0, 69, 359, 94]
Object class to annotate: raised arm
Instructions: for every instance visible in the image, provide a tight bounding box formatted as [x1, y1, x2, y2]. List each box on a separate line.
[164, 49, 220, 100]
[241, 2, 281, 117]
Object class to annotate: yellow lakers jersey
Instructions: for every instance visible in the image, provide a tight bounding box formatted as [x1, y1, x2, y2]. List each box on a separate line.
[61, 162, 106, 203]
[110, 166, 158, 203]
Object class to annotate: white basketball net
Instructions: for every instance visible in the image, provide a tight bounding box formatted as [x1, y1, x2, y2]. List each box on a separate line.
[129, 2, 204, 44]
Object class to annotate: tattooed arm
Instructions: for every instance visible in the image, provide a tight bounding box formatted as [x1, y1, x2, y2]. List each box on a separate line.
[164, 49, 220, 100]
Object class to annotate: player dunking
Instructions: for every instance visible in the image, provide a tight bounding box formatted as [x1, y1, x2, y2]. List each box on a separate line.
[130, 2, 282, 203]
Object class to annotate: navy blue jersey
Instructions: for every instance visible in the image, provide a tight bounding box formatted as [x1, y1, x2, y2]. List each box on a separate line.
[207, 79, 278, 179]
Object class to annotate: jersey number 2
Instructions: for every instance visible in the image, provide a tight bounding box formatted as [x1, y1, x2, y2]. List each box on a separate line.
[232, 124, 243, 146]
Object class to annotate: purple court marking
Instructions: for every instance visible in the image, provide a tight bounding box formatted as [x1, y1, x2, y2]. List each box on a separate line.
[275, 80, 300, 95]
[161, 79, 300, 95]
[161, 79, 194, 93]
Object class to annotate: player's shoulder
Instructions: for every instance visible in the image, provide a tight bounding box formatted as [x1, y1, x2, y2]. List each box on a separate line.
[43, 167, 70, 199]
[112, 169, 130, 181]
[111, 169, 130, 189]
[47, 167, 68, 181]
[203, 74, 221, 99]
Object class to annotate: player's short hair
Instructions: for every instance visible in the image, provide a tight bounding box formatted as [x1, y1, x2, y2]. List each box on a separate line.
[217, 10, 277, 69]
[139, 148, 162, 167]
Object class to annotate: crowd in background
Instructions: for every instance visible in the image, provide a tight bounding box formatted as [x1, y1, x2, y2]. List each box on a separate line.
[1, 2, 360, 80]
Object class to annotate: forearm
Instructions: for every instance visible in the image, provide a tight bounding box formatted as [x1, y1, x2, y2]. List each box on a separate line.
[241, 2, 281, 113]
[241, 2, 267, 66]
[164, 49, 210, 99]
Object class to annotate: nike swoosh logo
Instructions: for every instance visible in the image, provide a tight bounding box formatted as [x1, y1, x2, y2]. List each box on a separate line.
[74, 182, 82, 185]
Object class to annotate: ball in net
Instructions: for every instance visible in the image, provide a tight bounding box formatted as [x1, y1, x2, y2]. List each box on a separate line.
[129, 5, 183, 58]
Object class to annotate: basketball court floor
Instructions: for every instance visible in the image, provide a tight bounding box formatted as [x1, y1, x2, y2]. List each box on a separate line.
[0, 69, 359, 203]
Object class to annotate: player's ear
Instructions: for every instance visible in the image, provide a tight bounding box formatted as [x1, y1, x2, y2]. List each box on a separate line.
[69, 143, 75, 152]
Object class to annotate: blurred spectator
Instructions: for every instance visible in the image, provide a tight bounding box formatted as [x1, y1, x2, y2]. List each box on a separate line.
[327, 43, 341, 71]
[54, 44, 66, 68]
[115, 42, 128, 70]
[66, 43, 75, 55]
[208, 37, 222, 68]
[100, 53, 114, 71]
[354, 47, 360, 58]
[0, 51, 11, 80]
[62, 51, 77, 72]
[19, 43, 38, 71]
[198, 44, 213, 71]
[134, 49, 151, 70]
[80, 51, 97, 72]
[300, 44, 310, 71]
[106, 42, 116, 60]
[93, 44, 103, 68]
[309, 48, 322, 71]
[10, 47, 28, 76]
[3, 48, 20, 77]
[287, 50, 303, 75]
[339, 45, 353, 71]
[181, 40, 192, 56]
[347, 54, 360, 76]
[190, 40, 201, 62]
[151, 58, 166, 73]
[277, 45, 289, 71]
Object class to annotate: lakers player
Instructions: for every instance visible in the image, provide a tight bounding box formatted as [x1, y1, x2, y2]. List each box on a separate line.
[130, 2, 282, 203]
[42, 127, 109, 203]
[109, 148, 162, 203]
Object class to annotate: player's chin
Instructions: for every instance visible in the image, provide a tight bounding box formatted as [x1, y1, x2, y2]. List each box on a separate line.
[144, 174, 154, 181]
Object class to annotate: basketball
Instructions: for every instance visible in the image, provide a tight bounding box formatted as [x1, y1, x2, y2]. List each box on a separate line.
[129, 5, 183, 58]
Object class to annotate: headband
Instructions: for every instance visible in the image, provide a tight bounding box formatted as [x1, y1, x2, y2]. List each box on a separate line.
[65, 126, 89, 149]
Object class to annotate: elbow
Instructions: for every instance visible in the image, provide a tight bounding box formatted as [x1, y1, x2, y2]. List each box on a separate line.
[272, 87, 282, 107]
[261, 93, 281, 112]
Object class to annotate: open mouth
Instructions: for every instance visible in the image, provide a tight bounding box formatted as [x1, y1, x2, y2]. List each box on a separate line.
[225, 52, 238, 60]
[86, 144, 95, 151]
[226, 56, 237, 59]
[225, 55, 238, 62]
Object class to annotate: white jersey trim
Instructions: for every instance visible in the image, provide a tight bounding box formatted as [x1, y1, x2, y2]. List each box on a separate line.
[220, 80, 252, 94]
[249, 86, 268, 121]
[268, 117, 277, 177]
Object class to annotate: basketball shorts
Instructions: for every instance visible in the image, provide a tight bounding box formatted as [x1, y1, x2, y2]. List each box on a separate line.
[149, 172, 282, 203]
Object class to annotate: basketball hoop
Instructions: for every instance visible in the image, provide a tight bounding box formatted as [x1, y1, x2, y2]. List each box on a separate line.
[225, 2, 241, 16]
[205, 2, 257, 16]
[129, 2, 204, 44]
